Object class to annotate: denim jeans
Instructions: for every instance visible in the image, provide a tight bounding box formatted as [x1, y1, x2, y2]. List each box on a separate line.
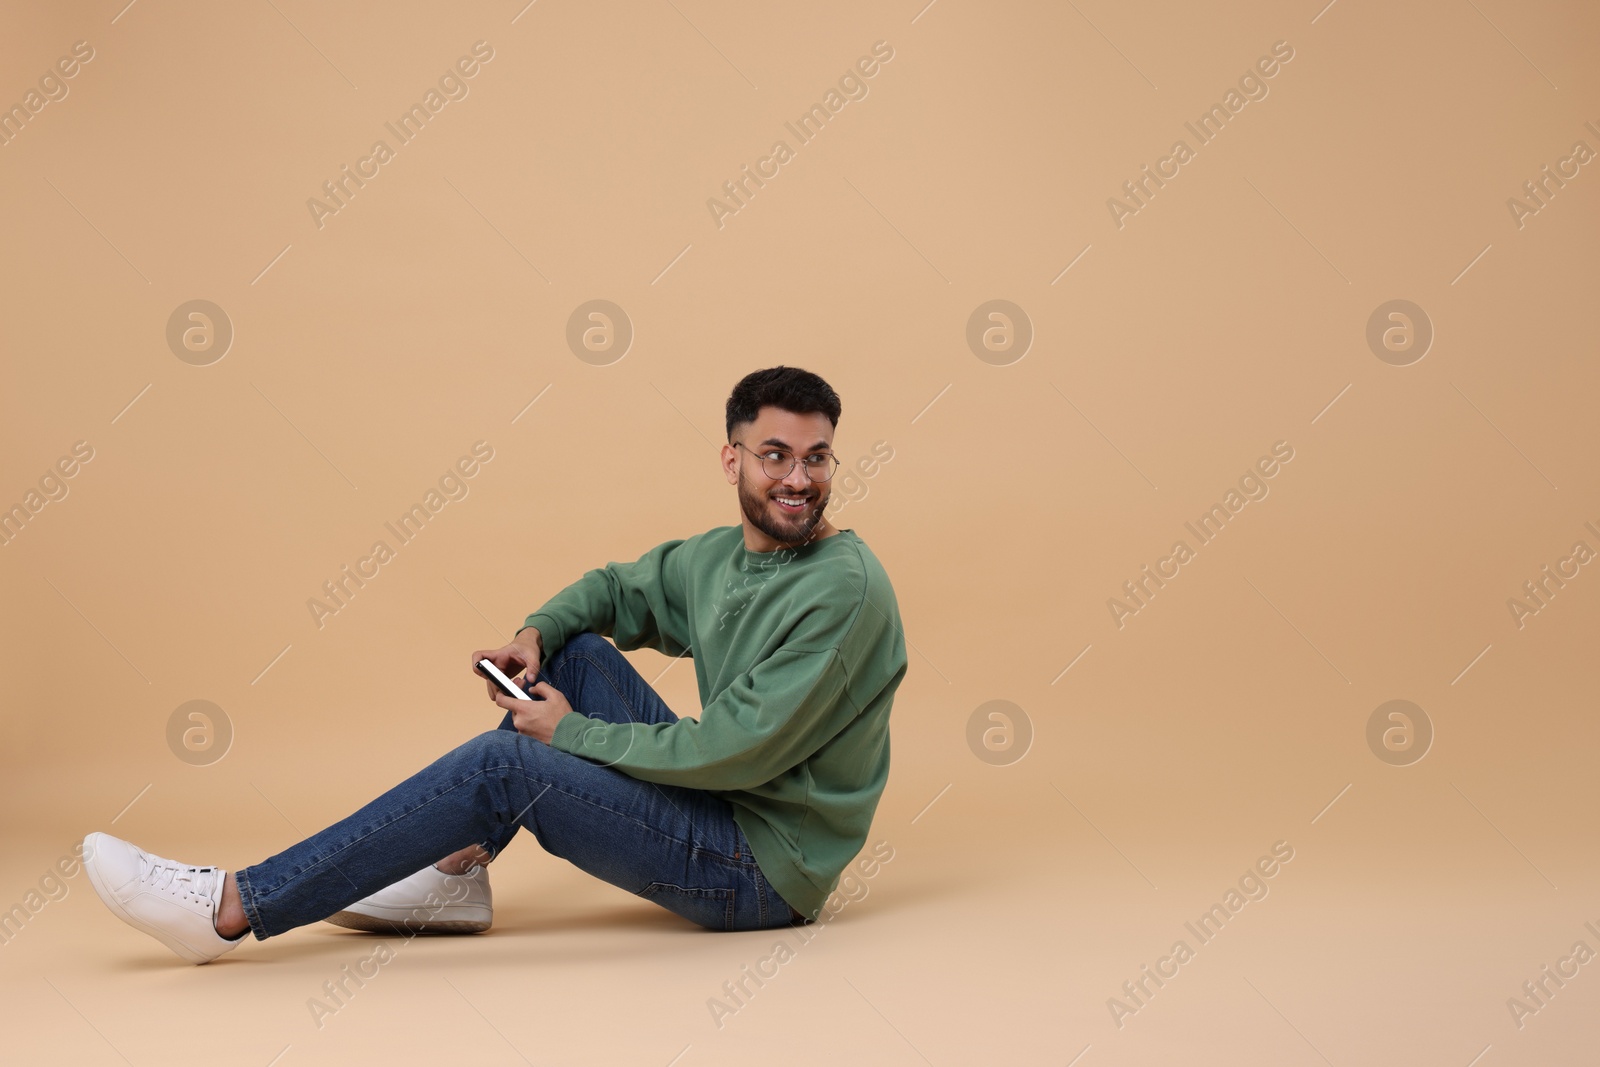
[235, 632, 811, 938]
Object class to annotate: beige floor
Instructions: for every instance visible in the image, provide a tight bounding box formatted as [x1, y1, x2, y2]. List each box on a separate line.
[4, 686, 1598, 1067]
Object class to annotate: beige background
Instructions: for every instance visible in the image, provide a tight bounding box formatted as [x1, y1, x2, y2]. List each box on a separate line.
[2, 0, 1598, 1063]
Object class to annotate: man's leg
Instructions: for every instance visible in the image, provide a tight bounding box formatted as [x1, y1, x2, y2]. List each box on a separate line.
[234, 632, 804, 938]
[486, 633, 811, 927]
[434, 630, 691, 873]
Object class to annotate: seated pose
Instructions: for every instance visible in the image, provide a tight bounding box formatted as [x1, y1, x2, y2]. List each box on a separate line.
[84, 365, 908, 962]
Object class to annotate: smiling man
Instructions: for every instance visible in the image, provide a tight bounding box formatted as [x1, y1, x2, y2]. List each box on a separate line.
[83, 366, 909, 962]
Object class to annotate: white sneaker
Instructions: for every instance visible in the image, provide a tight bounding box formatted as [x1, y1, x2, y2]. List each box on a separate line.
[81, 832, 248, 964]
[323, 863, 492, 934]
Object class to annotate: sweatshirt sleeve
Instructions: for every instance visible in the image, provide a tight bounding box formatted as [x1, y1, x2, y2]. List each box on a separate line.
[522, 537, 692, 668]
[548, 644, 853, 790]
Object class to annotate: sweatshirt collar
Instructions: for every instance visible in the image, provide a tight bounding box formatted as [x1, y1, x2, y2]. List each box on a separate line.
[736, 526, 856, 565]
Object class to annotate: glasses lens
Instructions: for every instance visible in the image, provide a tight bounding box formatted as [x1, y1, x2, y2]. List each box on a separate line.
[759, 452, 793, 480]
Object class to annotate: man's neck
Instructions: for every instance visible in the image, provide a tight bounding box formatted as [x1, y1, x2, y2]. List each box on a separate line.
[742, 520, 841, 553]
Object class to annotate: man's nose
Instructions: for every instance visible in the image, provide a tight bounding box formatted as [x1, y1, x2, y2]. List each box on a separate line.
[782, 464, 813, 489]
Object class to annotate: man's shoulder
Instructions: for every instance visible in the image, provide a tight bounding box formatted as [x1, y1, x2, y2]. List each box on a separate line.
[687, 525, 742, 553]
[654, 525, 740, 554]
[807, 532, 899, 625]
[833, 530, 894, 588]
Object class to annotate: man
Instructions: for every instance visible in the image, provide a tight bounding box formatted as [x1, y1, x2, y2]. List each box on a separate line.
[83, 366, 908, 962]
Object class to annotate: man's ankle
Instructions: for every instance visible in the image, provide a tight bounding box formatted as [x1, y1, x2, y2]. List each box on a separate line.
[434, 845, 493, 877]
[433, 860, 484, 876]
[213, 910, 249, 939]
[214, 872, 249, 939]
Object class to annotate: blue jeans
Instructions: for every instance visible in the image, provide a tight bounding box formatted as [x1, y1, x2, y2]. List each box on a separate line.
[235, 632, 811, 937]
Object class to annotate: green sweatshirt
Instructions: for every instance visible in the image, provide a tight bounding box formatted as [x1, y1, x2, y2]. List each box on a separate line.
[521, 524, 907, 921]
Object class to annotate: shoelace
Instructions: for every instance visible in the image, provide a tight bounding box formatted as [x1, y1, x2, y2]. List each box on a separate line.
[138, 852, 219, 905]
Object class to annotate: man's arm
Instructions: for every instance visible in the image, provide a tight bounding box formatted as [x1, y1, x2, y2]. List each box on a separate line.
[546, 575, 875, 789]
[522, 536, 693, 669]
[548, 644, 856, 790]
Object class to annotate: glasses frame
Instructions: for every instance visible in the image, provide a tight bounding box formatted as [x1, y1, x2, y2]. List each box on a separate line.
[733, 441, 841, 483]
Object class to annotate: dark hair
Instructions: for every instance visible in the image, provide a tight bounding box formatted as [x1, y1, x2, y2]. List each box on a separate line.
[725, 366, 842, 441]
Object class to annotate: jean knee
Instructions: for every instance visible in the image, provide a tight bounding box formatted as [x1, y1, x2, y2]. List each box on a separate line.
[550, 631, 611, 671]
[451, 728, 526, 772]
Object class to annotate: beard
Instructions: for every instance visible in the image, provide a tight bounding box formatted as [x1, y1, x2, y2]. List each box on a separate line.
[737, 468, 830, 547]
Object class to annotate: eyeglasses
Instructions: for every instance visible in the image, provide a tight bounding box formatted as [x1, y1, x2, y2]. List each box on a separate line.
[734, 441, 841, 482]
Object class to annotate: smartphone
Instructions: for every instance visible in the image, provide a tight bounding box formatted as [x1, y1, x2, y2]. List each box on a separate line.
[477, 658, 532, 701]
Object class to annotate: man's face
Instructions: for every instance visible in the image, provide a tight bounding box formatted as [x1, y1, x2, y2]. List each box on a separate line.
[723, 406, 836, 551]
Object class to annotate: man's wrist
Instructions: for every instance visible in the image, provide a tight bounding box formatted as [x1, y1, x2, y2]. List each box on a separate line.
[514, 625, 544, 662]
[547, 709, 577, 747]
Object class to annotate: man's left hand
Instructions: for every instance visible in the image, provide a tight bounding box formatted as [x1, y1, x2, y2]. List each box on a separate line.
[492, 679, 575, 744]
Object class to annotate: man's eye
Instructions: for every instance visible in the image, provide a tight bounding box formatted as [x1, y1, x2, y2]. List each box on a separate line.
[804, 455, 831, 466]
[762, 451, 788, 463]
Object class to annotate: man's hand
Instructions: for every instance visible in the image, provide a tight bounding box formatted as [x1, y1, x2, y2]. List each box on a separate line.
[492, 680, 574, 744]
[471, 628, 544, 701]
[472, 628, 572, 743]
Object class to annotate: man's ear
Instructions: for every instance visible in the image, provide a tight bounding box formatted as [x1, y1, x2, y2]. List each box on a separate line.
[722, 444, 739, 484]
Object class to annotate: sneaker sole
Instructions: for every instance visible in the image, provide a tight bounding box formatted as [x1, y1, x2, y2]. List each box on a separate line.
[323, 909, 490, 935]
[82, 833, 215, 964]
